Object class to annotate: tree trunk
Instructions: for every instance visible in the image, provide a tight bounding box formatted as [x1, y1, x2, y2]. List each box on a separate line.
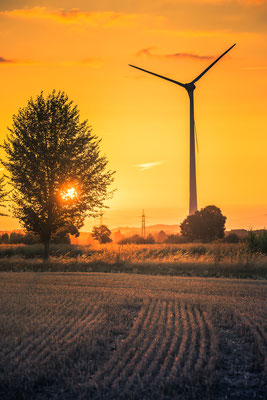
[43, 239, 51, 261]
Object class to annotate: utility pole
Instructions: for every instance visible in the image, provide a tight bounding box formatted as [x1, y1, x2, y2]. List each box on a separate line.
[141, 209, 146, 238]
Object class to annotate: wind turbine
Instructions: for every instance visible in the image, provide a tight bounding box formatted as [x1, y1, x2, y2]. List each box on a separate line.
[129, 44, 236, 215]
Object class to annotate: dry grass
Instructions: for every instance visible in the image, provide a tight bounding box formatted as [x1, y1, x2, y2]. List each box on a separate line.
[0, 242, 266, 279]
[0, 272, 266, 399]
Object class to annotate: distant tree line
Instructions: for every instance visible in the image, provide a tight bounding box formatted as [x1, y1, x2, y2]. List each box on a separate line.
[118, 234, 155, 245]
[0, 231, 71, 245]
[117, 206, 241, 245]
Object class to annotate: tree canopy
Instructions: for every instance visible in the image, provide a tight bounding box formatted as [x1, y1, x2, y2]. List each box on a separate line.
[118, 234, 155, 245]
[0, 176, 8, 216]
[180, 205, 226, 242]
[2, 90, 114, 258]
[92, 225, 112, 244]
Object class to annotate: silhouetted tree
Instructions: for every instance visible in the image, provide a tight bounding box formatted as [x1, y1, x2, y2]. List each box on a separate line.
[156, 230, 168, 243]
[118, 234, 155, 245]
[51, 231, 71, 244]
[2, 91, 114, 259]
[145, 234, 155, 244]
[164, 234, 187, 244]
[9, 232, 24, 244]
[23, 233, 39, 245]
[223, 233, 239, 243]
[0, 233, 9, 244]
[180, 205, 226, 242]
[92, 225, 112, 244]
[0, 176, 8, 216]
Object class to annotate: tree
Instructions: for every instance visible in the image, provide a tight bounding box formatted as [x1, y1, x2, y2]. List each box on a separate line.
[2, 91, 114, 259]
[180, 205, 226, 242]
[0, 233, 9, 244]
[9, 232, 24, 244]
[51, 231, 71, 244]
[0, 176, 8, 216]
[145, 234, 155, 244]
[223, 233, 239, 243]
[92, 225, 112, 244]
[164, 234, 187, 244]
[118, 234, 155, 245]
[156, 230, 168, 243]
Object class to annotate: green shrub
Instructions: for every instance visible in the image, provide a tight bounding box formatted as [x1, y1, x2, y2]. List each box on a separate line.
[223, 233, 239, 243]
[246, 230, 267, 254]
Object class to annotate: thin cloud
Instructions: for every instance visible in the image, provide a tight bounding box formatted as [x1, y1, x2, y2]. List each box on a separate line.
[0, 56, 14, 63]
[81, 58, 104, 68]
[0, 57, 39, 65]
[0, 56, 104, 67]
[201, 0, 266, 4]
[136, 161, 166, 171]
[0, 7, 140, 27]
[137, 47, 214, 61]
[241, 66, 267, 70]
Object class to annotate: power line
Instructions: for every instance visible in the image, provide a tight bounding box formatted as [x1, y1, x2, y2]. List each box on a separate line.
[141, 209, 146, 238]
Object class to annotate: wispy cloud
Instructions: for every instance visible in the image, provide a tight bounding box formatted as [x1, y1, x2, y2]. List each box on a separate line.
[0, 57, 41, 65]
[135, 161, 166, 171]
[0, 7, 140, 27]
[0, 56, 104, 68]
[201, 0, 266, 4]
[137, 47, 214, 61]
[81, 58, 104, 68]
[0, 56, 14, 63]
[241, 66, 267, 70]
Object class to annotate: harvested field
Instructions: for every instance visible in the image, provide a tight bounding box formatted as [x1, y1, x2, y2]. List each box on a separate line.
[0, 272, 266, 399]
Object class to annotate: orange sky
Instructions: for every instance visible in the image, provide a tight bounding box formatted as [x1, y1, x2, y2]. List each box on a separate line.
[0, 0, 266, 231]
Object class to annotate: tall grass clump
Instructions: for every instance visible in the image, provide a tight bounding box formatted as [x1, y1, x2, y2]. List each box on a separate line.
[246, 230, 267, 254]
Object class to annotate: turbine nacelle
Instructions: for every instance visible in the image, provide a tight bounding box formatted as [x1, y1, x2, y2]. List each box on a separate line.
[184, 83, 196, 92]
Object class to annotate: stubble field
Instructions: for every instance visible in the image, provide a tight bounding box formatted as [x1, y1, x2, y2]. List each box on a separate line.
[0, 272, 266, 399]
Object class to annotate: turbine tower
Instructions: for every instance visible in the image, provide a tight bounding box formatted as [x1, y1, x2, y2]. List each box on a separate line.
[129, 44, 236, 215]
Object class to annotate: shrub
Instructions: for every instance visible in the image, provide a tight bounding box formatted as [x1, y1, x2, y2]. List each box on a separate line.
[119, 234, 155, 245]
[246, 230, 267, 254]
[223, 233, 239, 243]
[164, 234, 188, 244]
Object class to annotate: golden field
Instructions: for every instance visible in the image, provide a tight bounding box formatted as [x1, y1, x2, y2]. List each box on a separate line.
[0, 243, 266, 279]
[0, 272, 266, 399]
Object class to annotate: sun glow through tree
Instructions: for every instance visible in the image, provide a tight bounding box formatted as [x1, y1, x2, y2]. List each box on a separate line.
[60, 187, 78, 201]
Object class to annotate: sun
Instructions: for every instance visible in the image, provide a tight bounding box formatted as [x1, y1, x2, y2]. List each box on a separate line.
[60, 187, 78, 201]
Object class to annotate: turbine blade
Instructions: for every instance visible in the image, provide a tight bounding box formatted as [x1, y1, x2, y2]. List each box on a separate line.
[191, 44, 236, 84]
[129, 64, 186, 88]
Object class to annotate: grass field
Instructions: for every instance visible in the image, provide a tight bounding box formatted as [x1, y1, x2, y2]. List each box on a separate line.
[0, 243, 266, 279]
[0, 272, 266, 399]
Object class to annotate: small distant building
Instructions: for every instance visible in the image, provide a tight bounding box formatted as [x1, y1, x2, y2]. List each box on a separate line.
[112, 230, 124, 243]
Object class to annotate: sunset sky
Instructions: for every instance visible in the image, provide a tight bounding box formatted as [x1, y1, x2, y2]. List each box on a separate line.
[0, 0, 266, 232]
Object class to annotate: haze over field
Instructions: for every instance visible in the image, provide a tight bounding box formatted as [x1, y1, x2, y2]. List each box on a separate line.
[0, 0, 266, 232]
